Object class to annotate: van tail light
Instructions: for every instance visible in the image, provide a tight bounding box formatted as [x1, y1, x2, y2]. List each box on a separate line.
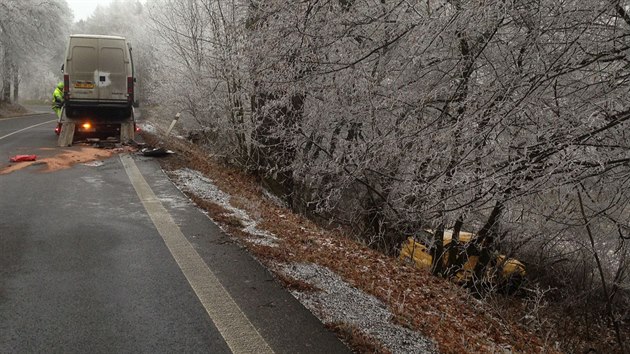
[64, 74, 70, 100]
[127, 77, 134, 102]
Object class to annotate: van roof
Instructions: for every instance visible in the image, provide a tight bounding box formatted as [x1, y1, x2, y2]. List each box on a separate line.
[70, 34, 126, 40]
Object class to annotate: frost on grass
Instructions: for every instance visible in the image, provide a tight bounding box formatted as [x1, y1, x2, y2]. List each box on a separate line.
[279, 263, 438, 354]
[170, 168, 278, 247]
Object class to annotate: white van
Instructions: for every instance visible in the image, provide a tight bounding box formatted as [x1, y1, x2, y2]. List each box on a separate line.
[63, 34, 135, 112]
[57, 34, 136, 144]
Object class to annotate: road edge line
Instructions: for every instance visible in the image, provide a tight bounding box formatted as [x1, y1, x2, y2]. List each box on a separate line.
[120, 154, 274, 354]
[0, 119, 56, 141]
[0, 112, 51, 121]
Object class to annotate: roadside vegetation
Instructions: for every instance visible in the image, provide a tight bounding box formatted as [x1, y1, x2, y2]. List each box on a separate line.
[141, 127, 624, 353]
[2, 0, 629, 352]
[0, 102, 28, 118]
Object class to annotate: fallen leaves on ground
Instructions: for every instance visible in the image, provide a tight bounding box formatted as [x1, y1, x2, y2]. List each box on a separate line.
[142, 132, 558, 354]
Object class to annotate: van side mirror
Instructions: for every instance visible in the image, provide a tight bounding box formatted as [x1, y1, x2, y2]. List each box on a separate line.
[61, 64, 64, 73]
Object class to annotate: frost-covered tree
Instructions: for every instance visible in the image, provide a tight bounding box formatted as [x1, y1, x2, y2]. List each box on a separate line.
[244, 2, 630, 347]
[0, 0, 71, 102]
[144, 1, 630, 349]
[146, 0, 252, 159]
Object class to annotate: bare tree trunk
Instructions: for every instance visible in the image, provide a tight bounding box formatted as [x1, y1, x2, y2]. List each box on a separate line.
[250, 90, 303, 207]
[446, 217, 464, 278]
[471, 200, 504, 284]
[1, 52, 11, 103]
[12, 63, 18, 102]
[577, 187, 626, 353]
[431, 224, 445, 276]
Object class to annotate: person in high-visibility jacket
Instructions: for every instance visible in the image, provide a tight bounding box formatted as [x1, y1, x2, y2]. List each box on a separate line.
[52, 82, 64, 119]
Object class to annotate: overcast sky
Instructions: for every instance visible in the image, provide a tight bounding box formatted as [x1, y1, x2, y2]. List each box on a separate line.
[66, 0, 114, 22]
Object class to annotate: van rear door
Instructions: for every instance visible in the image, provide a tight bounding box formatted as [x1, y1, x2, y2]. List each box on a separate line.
[97, 38, 128, 102]
[68, 37, 98, 101]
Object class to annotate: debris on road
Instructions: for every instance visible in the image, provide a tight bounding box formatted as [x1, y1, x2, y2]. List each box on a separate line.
[83, 160, 105, 167]
[9, 155, 37, 162]
[141, 147, 174, 157]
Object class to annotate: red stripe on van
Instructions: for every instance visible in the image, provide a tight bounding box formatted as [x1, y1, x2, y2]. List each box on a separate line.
[127, 77, 134, 102]
[64, 74, 70, 100]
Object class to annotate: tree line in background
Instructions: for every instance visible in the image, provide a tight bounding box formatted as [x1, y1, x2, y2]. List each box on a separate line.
[0, 0, 71, 103]
[3, 0, 628, 351]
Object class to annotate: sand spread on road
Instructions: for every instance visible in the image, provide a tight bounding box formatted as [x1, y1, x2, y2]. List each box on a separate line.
[0, 146, 129, 175]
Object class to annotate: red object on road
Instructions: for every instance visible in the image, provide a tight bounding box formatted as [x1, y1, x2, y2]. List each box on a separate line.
[9, 155, 37, 162]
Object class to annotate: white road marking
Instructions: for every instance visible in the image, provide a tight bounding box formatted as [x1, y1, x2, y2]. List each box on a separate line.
[120, 154, 274, 354]
[0, 119, 56, 141]
[0, 112, 49, 121]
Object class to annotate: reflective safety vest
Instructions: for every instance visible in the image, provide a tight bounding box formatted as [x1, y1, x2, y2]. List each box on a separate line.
[52, 87, 63, 108]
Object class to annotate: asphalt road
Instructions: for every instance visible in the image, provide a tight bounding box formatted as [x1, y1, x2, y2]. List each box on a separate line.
[0, 111, 350, 353]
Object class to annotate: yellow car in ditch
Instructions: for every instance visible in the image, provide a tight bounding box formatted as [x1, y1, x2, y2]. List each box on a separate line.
[400, 230, 526, 289]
